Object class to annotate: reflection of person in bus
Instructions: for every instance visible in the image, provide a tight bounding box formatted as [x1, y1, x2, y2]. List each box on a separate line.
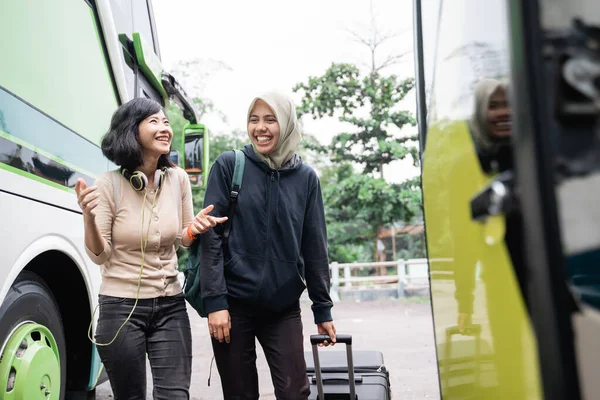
[455, 78, 524, 332]
[454, 78, 528, 396]
[32, 156, 75, 187]
[75, 98, 226, 399]
[201, 92, 335, 399]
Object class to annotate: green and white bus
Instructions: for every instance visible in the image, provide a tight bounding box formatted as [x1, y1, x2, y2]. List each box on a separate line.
[0, 1, 207, 399]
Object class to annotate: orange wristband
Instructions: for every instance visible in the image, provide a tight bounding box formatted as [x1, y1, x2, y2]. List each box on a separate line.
[187, 224, 196, 241]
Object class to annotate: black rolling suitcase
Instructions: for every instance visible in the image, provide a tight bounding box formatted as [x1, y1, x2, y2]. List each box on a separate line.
[305, 334, 391, 400]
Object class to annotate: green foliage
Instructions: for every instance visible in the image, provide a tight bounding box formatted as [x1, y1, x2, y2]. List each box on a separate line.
[320, 163, 421, 261]
[326, 173, 419, 237]
[294, 62, 422, 262]
[395, 233, 427, 260]
[294, 63, 418, 175]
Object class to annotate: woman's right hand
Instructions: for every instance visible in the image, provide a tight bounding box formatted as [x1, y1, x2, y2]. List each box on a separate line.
[75, 178, 100, 219]
[208, 309, 231, 344]
[189, 204, 228, 236]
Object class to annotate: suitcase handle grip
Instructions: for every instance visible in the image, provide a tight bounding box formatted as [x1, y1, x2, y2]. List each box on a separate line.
[310, 334, 352, 345]
[311, 334, 356, 400]
[445, 324, 481, 337]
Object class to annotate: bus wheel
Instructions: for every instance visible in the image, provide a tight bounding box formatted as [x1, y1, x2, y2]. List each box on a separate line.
[0, 271, 66, 400]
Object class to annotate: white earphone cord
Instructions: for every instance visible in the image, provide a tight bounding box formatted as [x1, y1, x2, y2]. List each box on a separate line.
[87, 179, 163, 347]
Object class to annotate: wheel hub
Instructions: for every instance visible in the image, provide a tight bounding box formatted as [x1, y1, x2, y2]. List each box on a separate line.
[0, 323, 60, 400]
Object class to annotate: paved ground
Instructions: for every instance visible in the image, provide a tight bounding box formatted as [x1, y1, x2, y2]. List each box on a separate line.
[96, 298, 440, 399]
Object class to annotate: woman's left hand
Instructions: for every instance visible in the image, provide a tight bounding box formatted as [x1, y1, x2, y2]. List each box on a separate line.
[189, 204, 228, 236]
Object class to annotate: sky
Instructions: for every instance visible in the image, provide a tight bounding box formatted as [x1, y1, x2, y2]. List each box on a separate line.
[152, 0, 420, 182]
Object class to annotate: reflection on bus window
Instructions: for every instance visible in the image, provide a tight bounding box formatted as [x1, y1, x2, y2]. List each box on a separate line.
[468, 79, 512, 174]
[184, 134, 203, 173]
[108, 0, 157, 99]
[109, 0, 155, 48]
[132, 0, 154, 47]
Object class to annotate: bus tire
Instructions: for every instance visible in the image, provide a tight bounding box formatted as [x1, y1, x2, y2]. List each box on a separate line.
[0, 271, 67, 400]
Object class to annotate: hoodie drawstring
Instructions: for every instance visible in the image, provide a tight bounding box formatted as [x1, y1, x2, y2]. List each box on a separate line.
[275, 171, 281, 226]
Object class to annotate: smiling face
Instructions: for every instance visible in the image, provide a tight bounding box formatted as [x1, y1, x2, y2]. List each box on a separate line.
[137, 110, 173, 157]
[248, 99, 280, 155]
[487, 87, 511, 138]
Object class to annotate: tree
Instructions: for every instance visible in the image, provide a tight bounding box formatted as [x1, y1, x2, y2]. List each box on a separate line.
[320, 163, 421, 262]
[293, 22, 421, 261]
[294, 64, 417, 178]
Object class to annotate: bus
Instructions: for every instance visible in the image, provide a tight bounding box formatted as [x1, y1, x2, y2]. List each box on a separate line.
[414, 0, 600, 398]
[0, 1, 207, 398]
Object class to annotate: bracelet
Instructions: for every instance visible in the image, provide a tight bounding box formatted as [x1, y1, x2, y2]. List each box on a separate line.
[187, 224, 197, 241]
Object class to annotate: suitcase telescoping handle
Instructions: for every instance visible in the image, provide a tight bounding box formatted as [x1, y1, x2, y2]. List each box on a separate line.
[310, 334, 352, 345]
[310, 334, 356, 400]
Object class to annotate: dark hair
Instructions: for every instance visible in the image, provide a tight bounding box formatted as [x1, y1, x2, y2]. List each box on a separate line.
[101, 97, 174, 171]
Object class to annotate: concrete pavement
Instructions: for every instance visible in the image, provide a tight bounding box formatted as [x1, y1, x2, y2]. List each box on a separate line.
[96, 298, 440, 399]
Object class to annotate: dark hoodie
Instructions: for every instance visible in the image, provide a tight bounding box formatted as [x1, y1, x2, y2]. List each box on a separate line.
[200, 145, 333, 324]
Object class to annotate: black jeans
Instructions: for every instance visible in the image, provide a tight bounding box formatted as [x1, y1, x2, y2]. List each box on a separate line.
[95, 293, 192, 400]
[212, 302, 310, 400]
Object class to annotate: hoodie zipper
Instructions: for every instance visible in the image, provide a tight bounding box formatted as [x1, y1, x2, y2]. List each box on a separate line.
[256, 171, 276, 303]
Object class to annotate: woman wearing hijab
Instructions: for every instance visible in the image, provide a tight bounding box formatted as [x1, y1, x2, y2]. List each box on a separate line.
[469, 78, 513, 174]
[454, 78, 520, 326]
[465, 77, 529, 395]
[200, 92, 336, 399]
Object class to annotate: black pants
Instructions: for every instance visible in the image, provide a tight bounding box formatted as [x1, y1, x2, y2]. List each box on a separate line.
[212, 303, 310, 400]
[95, 293, 192, 400]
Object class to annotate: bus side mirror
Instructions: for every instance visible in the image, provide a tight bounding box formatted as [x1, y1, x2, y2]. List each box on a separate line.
[183, 124, 206, 187]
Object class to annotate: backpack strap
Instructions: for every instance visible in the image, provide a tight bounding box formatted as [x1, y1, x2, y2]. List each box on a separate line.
[222, 150, 245, 248]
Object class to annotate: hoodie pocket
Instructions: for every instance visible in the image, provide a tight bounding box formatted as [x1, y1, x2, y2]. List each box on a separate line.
[224, 252, 264, 301]
[258, 259, 306, 312]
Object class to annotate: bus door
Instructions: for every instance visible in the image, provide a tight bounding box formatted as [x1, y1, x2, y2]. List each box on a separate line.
[414, 0, 542, 398]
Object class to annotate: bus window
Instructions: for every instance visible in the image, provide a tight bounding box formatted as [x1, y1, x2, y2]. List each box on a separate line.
[414, 0, 441, 153]
[131, 0, 156, 52]
[420, 0, 441, 112]
[108, 0, 160, 100]
[184, 134, 203, 175]
[109, 0, 156, 48]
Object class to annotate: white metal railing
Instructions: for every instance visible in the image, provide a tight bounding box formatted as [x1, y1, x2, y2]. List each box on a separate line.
[328, 259, 430, 300]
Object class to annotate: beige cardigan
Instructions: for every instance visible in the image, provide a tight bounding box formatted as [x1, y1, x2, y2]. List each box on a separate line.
[85, 167, 194, 298]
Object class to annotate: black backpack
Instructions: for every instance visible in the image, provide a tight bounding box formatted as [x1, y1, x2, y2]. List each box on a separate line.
[183, 150, 245, 317]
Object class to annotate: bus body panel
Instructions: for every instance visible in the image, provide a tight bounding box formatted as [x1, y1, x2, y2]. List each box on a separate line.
[0, 0, 119, 145]
[0, 181, 100, 310]
[0, 0, 191, 393]
[423, 120, 542, 398]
